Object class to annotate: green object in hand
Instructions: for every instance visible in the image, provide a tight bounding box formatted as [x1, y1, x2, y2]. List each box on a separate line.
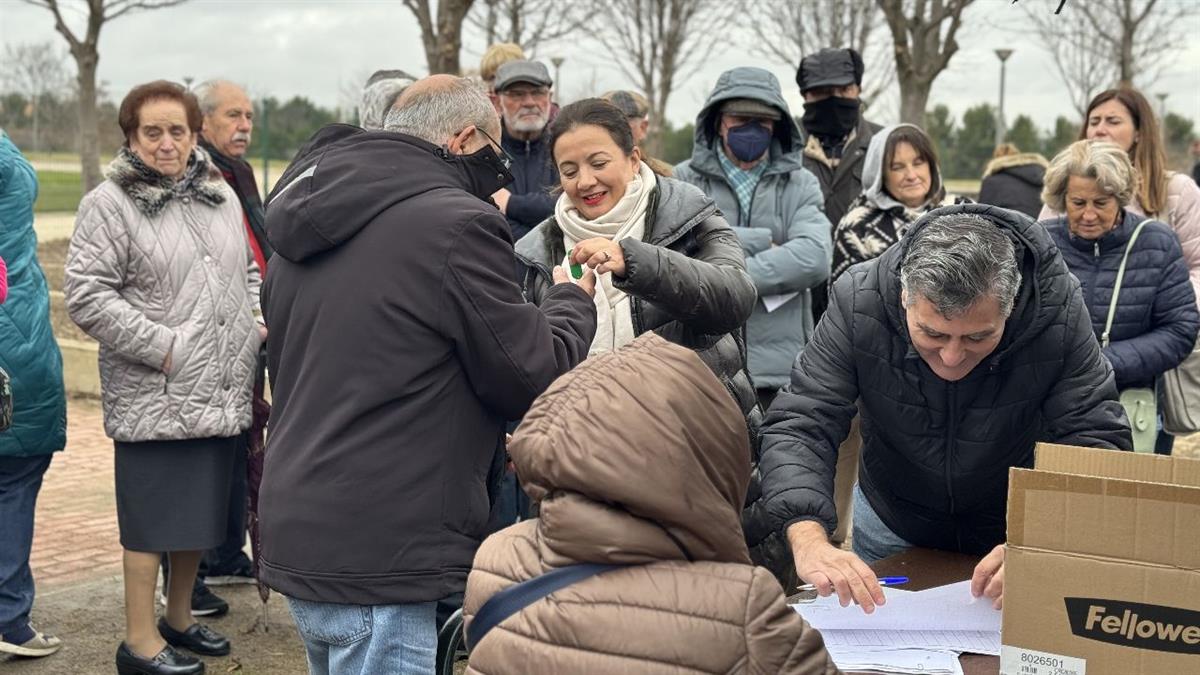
[570, 262, 583, 279]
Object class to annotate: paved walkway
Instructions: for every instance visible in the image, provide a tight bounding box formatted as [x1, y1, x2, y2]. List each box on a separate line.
[30, 399, 121, 588]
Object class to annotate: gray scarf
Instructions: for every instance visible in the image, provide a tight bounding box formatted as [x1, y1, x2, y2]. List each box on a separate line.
[107, 145, 226, 217]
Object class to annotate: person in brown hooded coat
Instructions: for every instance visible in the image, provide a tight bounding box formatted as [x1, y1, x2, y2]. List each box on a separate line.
[463, 333, 840, 674]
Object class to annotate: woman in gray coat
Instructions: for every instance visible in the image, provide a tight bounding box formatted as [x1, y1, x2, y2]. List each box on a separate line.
[65, 81, 263, 675]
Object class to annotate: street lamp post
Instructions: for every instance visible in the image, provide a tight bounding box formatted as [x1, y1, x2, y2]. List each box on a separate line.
[550, 57, 565, 103]
[994, 49, 1014, 149]
[1156, 92, 1169, 122]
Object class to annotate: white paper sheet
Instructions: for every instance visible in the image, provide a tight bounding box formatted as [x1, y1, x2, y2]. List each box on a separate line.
[791, 580, 1002, 656]
[798, 581, 1000, 632]
[825, 645, 965, 674]
[762, 292, 799, 312]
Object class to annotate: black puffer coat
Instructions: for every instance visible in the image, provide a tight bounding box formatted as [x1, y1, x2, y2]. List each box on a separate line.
[515, 176, 773, 557]
[978, 153, 1047, 220]
[1046, 211, 1199, 390]
[757, 204, 1132, 564]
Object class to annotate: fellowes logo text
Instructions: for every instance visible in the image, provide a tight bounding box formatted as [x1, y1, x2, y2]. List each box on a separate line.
[1064, 598, 1200, 655]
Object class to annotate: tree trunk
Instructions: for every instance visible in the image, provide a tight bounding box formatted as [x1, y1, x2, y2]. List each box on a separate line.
[74, 47, 103, 193]
[1118, 24, 1135, 86]
[898, 77, 931, 127]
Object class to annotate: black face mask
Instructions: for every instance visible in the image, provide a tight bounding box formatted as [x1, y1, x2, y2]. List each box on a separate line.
[801, 96, 861, 141]
[447, 141, 514, 199]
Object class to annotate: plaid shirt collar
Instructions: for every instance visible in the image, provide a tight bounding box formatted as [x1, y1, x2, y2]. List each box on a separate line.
[717, 148, 768, 222]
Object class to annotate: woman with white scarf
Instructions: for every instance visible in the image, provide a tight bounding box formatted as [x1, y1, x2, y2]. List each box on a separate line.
[514, 98, 774, 565]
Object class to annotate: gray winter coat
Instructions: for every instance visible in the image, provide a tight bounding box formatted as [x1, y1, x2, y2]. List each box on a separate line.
[65, 148, 263, 442]
[674, 67, 832, 390]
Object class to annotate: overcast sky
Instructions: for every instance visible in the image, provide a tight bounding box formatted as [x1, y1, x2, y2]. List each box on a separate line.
[1, 0, 1197, 135]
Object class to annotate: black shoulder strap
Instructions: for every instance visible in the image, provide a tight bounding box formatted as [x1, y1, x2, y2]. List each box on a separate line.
[466, 563, 625, 651]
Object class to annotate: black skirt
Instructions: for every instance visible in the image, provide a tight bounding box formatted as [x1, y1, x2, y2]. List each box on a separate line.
[114, 436, 238, 552]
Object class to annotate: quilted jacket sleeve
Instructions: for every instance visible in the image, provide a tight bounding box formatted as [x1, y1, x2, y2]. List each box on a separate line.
[64, 193, 174, 370]
[742, 170, 832, 296]
[1104, 230, 1199, 388]
[1167, 173, 1200, 308]
[441, 212, 597, 422]
[757, 270, 861, 537]
[614, 213, 756, 335]
[1042, 281, 1133, 450]
[744, 567, 841, 674]
[0, 256, 6, 304]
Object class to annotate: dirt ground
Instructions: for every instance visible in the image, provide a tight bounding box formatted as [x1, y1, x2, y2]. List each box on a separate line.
[1, 580, 309, 675]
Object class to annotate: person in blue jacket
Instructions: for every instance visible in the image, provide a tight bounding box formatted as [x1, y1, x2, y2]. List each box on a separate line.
[0, 131, 67, 659]
[1042, 140, 1199, 454]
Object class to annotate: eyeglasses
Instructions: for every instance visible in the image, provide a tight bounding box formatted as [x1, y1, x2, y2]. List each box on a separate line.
[475, 127, 514, 170]
[500, 87, 550, 101]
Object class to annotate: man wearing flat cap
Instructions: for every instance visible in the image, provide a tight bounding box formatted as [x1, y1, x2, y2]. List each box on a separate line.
[492, 59, 558, 243]
[675, 66, 831, 437]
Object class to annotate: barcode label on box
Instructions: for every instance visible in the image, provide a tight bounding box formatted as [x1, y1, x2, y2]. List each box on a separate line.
[1000, 646, 1086, 675]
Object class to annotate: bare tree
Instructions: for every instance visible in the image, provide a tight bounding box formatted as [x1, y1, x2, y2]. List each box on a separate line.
[746, 0, 895, 108]
[403, 0, 477, 74]
[877, 0, 975, 126]
[2, 42, 68, 154]
[594, 0, 741, 157]
[22, 0, 189, 192]
[467, 0, 585, 55]
[1023, 0, 1195, 116]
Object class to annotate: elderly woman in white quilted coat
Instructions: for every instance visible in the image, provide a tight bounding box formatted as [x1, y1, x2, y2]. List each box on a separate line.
[65, 80, 263, 675]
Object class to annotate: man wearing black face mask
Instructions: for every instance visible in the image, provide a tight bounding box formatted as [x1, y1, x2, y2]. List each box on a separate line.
[797, 48, 881, 323]
[257, 75, 597, 672]
[676, 67, 832, 418]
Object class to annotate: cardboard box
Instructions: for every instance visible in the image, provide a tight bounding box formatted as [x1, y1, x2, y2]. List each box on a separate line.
[1000, 443, 1200, 675]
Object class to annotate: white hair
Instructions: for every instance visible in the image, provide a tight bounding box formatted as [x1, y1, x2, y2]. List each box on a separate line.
[383, 78, 497, 145]
[1042, 140, 1137, 213]
[193, 79, 246, 116]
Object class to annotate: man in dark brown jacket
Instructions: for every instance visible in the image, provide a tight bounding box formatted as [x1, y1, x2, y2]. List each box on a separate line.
[464, 334, 839, 674]
[259, 76, 597, 674]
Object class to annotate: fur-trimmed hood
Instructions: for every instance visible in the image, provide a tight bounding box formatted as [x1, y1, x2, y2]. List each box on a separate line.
[983, 152, 1048, 180]
[106, 146, 226, 217]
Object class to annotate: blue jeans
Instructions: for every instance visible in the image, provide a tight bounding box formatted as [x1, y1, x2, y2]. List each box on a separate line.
[0, 455, 52, 636]
[287, 597, 437, 675]
[851, 483, 913, 564]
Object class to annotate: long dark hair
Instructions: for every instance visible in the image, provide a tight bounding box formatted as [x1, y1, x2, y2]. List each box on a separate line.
[883, 125, 944, 205]
[1080, 88, 1166, 216]
[548, 98, 636, 162]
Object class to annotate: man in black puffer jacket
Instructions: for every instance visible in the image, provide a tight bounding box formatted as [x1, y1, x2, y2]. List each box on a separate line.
[758, 204, 1131, 612]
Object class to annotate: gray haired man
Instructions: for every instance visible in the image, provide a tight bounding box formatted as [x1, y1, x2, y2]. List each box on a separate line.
[757, 204, 1131, 613]
[257, 75, 596, 673]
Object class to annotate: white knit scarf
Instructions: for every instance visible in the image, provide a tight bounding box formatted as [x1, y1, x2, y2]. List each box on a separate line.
[556, 160, 658, 354]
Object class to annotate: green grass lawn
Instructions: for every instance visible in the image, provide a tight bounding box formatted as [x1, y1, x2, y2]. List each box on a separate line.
[34, 170, 85, 213]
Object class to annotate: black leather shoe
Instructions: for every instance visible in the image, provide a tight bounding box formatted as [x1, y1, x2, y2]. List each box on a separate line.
[115, 642, 204, 675]
[157, 619, 230, 657]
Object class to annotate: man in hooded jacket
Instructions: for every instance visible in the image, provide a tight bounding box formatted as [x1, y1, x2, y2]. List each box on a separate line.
[257, 75, 596, 672]
[758, 204, 1131, 611]
[674, 67, 831, 410]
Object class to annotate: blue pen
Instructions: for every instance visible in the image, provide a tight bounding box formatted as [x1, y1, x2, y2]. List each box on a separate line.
[795, 576, 908, 593]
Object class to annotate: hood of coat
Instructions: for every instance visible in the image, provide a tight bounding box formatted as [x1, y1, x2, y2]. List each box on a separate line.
[510, 333, 752, 567]
[879, 203, 1068, 370]
[982, 153, 1048, 185]
[265, 124, 509, 262]
[514, 175, 717, 273]
[683, 67, 805, 179]
[861, 124, 944, 212]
